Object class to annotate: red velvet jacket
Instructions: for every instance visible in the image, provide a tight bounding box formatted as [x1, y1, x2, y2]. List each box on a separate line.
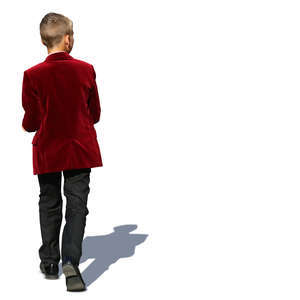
[22, 51, 103, 175]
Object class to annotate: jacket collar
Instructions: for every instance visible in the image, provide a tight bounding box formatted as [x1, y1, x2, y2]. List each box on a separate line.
[44, 51, 74, 62]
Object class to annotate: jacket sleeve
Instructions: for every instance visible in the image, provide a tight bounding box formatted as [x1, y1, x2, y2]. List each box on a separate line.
[87, 65, 101, 124]
[21, 71, 42, 132]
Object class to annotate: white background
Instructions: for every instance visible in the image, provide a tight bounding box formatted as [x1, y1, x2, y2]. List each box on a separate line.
[1, 0, 299, 298]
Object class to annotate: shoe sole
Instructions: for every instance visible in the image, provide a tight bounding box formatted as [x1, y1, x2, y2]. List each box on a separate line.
[45, 274, 59, 279]
[62, 264, 86, 292]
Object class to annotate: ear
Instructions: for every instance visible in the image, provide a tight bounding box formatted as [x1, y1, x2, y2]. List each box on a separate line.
[65, 34, 71, 50]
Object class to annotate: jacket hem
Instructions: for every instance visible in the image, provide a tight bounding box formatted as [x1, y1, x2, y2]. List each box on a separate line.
[33, 163, 103, 175]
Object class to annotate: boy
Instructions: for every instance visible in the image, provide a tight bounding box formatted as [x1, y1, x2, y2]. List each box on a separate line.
[21, 12, 103, 292]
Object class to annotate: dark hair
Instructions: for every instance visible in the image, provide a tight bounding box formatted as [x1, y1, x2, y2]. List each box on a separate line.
[40, 12, 73, 49]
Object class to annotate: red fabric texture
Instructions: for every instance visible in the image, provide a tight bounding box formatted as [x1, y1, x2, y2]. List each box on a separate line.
[22, 51, 103, 175]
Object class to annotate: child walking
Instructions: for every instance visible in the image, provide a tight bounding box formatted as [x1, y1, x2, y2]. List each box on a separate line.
[21, 12, 103, 292]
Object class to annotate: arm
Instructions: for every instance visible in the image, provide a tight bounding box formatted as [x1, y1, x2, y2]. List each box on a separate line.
[21, 71, 41, 132]
[87, 65, 101, 124]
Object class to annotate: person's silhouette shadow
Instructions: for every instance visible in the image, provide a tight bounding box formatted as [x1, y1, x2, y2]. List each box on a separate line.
[58, 224, 148, 287]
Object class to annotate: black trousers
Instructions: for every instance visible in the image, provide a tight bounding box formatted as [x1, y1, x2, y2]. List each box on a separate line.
[37, 168, 91, 266]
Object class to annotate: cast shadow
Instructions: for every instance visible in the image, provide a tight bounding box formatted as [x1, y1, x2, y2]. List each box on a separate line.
[58, 224, 148, 287]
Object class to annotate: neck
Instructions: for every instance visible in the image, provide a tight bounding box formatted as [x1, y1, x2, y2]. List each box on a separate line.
[47, 49, 67, 55]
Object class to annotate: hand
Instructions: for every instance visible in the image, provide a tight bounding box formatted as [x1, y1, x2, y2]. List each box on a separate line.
[22, 125, 26, 132]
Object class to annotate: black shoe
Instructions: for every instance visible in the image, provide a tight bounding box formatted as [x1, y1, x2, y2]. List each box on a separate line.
[40, 262, 59, 279]
[62, 261, 86, 292]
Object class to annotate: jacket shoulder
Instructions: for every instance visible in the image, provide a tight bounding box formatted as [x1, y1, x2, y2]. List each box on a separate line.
[72, 58, 93, 68]
[23, 58, 94, 77]
[24, 62, 45, 74]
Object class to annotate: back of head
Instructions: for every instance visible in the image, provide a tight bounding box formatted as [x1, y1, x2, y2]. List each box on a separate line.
[40, 12, 73, 50]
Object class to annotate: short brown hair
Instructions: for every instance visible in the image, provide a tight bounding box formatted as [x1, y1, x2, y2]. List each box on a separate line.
[40, 12, 73, 49]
